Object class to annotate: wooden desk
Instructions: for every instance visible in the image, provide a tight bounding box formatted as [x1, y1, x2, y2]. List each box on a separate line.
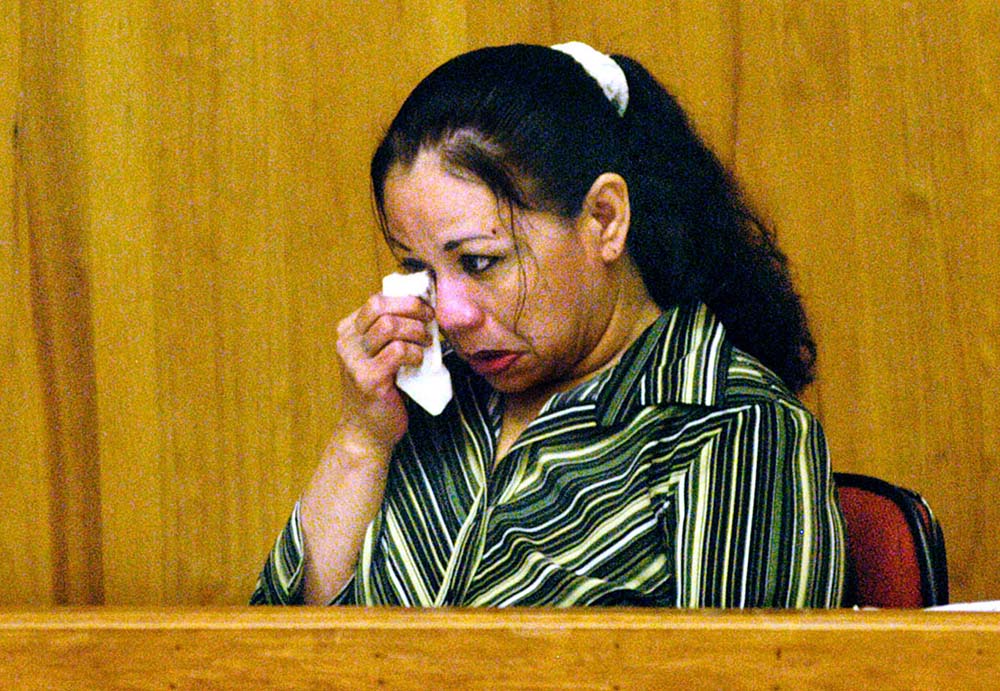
[2, 608, 998, 689]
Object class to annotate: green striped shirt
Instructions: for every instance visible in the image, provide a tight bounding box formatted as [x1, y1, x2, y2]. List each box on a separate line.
[252, 302, 846, 607]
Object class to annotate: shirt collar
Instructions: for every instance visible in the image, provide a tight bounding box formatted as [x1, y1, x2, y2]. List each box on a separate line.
[594, 302, 732, 427]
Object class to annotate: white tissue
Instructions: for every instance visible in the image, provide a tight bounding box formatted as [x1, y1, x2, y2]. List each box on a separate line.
[380, 271, 454, 416]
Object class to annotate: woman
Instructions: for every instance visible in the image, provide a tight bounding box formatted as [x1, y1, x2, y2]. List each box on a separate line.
[252, 42, 846, 607]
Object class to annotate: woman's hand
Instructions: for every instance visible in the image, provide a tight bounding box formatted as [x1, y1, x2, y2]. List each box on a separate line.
[333, 292, 435, 455]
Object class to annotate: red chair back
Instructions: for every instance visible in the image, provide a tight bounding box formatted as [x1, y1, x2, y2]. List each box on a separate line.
[834, 473, 948, 608]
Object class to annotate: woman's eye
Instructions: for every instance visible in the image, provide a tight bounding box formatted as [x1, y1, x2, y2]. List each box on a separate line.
[460, 255, 499, 275]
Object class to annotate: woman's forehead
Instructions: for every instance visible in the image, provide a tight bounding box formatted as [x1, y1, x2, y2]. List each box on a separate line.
[383, 158, 509, 238]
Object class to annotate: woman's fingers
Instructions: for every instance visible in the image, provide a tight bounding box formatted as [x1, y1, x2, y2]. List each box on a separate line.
[360, 313, 432, 357]
[353, 294, 433, 356]
[336, 293, 435, 394]
[355, 295, 432, 336]
[373, 339, 425, 371]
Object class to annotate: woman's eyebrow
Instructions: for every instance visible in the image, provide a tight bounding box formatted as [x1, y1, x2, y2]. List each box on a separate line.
[443, 229, 503, 252]
[388, 228, 504, 254]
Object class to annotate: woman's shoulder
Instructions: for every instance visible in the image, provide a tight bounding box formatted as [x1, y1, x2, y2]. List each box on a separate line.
[721, 347, 816, 418]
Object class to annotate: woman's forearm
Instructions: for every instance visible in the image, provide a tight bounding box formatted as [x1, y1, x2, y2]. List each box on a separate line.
[298, 425, 394, 605]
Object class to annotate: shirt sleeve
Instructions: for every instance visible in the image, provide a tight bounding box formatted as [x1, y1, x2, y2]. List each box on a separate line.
[665, 400, 847, 608]
[250, 501, 360, 606]
[250, 501, 306, 605]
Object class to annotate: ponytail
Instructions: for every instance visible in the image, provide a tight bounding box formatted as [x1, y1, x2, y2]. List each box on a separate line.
[613, 55, 816, 392]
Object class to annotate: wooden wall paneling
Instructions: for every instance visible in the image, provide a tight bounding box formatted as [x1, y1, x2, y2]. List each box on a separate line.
[16, 0, 104, 605]
[841, 1, 995, 601]
[398, 0, 469, 69]
[842, 3, 937, 490]
[201, 0, 407, 604]
[267, 0, 388, 546]
[703, 1, 1000, 603]
[963, 5, 1000, 452]
[93, 0, 290, 605]
[903, 0, 994, 600]
[138, 0, 293, 605]
[237, 1, 324, 603]
[731, 5, 861, 463]
[464, 0, 556, 47]
[160, 0, 238, 605]
[194, 0, 295, 606]
[963, 0, 1000, 604]
[944, 0, 1000, 601]
[0, 0, 57, 607]
[251, 3, 346, 588]
[85, 0, 175, 607]
[92, 0, 213, 606]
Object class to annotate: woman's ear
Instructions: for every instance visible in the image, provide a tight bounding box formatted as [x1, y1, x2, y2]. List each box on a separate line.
[579, 173, 630, 264]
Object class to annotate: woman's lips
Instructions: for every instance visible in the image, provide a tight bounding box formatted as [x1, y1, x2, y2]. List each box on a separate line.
[466, 350, 521, 376]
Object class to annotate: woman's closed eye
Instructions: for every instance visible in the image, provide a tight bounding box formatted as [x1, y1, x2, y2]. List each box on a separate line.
[460, 255, 500, 275]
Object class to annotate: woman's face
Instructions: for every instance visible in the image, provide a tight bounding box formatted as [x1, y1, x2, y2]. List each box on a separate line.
[381, 151, 620, 396]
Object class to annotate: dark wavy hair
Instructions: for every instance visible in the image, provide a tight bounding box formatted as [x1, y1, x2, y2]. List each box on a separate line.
[371, 44, 816, 393]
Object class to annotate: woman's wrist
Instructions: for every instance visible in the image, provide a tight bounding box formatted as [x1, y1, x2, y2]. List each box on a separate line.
[322, 420, 397, 473]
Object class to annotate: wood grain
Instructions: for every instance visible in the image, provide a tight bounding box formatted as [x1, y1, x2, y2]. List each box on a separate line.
[12, 0, 105, 605]
[4, 1, 998, 605]
[1, 608, 998, 689]
[1, 0, 57, 607]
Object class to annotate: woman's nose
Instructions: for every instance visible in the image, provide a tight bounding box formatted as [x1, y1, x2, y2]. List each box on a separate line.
[434, 276, 483, 334]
